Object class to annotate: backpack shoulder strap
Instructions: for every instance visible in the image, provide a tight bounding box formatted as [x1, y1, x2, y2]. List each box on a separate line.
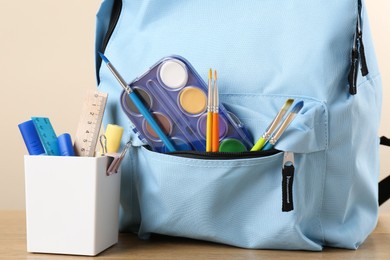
[379, 136, 390, 206]
[380, 136, 390, 146]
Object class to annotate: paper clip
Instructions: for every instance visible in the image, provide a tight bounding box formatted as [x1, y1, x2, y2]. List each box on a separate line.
[99, 134, 108, 156]
[107, 140, 132, 175]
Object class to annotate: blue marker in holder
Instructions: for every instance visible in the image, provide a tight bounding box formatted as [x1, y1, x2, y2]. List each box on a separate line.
[18, 120, 45, 155]
[58, 133, 75, 156]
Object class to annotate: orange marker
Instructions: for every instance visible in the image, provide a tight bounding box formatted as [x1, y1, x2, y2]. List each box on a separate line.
[212, 70, 219, 152]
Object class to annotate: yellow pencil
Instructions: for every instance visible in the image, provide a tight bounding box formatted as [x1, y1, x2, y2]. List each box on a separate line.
[206, 68, 213, 152]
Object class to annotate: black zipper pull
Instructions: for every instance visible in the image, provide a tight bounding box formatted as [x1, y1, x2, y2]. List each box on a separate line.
[282, 152, 295, 212]
[348, 43, 359, 95]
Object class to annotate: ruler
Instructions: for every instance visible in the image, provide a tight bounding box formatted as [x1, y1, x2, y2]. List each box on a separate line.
[31, 117, 60, 156]
[74, 90, 108, 157]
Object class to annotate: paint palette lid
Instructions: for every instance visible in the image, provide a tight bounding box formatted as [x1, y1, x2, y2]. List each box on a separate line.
[120, 55, 253, 153]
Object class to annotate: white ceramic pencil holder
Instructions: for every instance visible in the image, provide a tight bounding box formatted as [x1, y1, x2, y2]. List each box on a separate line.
[24, 155, 121, 256]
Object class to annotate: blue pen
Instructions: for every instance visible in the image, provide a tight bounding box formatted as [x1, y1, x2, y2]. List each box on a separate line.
[99, 52, 176, 152]
[262, 101, 304, 151]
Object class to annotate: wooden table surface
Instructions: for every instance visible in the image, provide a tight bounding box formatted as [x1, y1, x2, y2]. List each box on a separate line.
[1, 211, 390, 259]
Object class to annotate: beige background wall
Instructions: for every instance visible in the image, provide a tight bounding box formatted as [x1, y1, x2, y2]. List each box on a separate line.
[0, 1, 389, 211]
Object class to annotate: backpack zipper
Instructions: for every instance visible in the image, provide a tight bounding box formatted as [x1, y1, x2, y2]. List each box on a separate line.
[97, 0, 122, 84]
[100, 0, 122, 53]
[348, 0, 369, 95]
[167, 149, 280, 160]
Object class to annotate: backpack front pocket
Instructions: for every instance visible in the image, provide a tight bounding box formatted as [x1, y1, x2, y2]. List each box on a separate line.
[132, 95, 328, 250]
[134, 148, 324, 250]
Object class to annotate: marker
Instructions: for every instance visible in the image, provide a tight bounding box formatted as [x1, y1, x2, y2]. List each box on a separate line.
[99, 52, 176, 152]
[58, 133, 75, 156]
[262, 101, 304, 151]
[18, 120, 45, 155]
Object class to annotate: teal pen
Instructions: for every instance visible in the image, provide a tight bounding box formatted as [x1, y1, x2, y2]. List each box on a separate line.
[99, 52, 176, 152]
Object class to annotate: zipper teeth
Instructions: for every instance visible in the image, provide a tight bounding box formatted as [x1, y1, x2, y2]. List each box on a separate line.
[348, 0, 366, 95]
[167, 150, 280, 160]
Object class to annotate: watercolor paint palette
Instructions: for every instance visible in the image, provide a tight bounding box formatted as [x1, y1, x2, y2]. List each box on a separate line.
[120, 56, 253, 153]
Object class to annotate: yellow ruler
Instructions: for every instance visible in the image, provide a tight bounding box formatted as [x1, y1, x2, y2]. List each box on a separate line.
[74, 90, 108, 156]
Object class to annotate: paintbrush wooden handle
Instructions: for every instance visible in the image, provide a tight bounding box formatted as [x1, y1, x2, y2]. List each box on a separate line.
[206, 111, 213, 152]
[212, 112, 219, 152]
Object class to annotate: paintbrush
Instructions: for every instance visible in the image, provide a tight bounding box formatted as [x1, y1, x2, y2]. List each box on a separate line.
[212, 70, 219, 152]
[99, 52, 176, 152]
[251, 99, 294, 151]
[262, 101, 304, 151]
[206, 68, 213, 152]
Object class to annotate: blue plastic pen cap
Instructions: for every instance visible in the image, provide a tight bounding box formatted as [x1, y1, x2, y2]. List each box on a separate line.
[18, 120, 45, 155]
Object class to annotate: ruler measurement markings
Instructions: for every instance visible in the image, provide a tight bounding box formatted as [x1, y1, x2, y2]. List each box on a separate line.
[74, 90, 108, 156]
[31, 117, 60, 156]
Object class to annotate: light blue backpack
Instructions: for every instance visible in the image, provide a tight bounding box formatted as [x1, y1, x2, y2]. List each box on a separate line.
[95, 0, 382, 250]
